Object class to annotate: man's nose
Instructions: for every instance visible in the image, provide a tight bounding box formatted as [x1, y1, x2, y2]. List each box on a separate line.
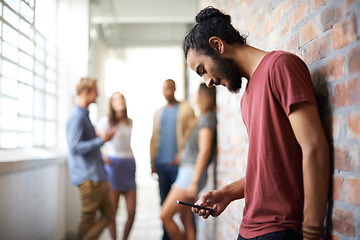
[204, 76, 214, 88]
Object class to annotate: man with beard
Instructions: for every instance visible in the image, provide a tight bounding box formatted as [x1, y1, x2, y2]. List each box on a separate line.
[183, 6, 330, 240]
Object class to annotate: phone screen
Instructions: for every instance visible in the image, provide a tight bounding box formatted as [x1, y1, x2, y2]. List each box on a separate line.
[176, 200, 213, 212]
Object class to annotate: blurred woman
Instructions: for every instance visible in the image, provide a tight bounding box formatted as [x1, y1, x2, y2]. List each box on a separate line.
[160, 83, 217, 240]
[97, 92, 136, 240]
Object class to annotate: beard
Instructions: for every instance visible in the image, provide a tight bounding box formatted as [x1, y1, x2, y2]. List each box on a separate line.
[211, 53, 243, 93]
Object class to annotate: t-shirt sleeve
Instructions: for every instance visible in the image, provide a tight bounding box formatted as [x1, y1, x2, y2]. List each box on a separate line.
[198, 113, 216, 133]
[270, 53, 317, 116]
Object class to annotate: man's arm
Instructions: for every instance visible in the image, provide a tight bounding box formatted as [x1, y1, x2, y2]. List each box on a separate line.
[288, 102, 330, 238]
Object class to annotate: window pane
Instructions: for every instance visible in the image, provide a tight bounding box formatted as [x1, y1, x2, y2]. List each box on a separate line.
[1, 113, 17, 130]
[3, 5, 19, 27]
[0, 132, 17, 148]
[2, 41, 18, 62]
[34, 61, 45, 76]
[0, 22, 2, 39]
[46, 81, 56, 94]
[46, 55, 56, 71]
[2, 24, 19, 46]
[19, 132, 32, 147]
[34, 119, 44, 146]
[45, 94, 55, 119]
[34, 32, 45, 48]
[19, 66, 33, 84]
[45, 121, 55, 147]
[19, 18, 33, 38]
[4, 0, 20, 12]
[18, 83, 33, 115]
[19, 34, 34, 54]
[19, 52, 34, 70]
[1, 77, 18, 97]
[28, 0, 34, 8]
[34, 89, 44, 118]
[20, 1, 33, 22]
[2, 60, 18, 80]
[34, 75, 44, 89]
[1, 97, 17, 114]
[0, 2, 3, 17]
[46, 42, 57, 56]
[18, 116, 32, 131]
[34, 45, 45, 63]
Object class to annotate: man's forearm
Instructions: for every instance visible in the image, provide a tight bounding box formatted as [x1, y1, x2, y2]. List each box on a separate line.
[302, 146, 330, 227]
[221, 177, 245, 202]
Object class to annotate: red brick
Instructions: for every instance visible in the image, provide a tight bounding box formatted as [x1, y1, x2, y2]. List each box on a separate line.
[347, 112, 360, 139]
[331, 233, 339, 240]
[331, 115, 344, 141]
[300, 20, 320, 46]
[332, 206, 356, 236]
[333, 175, 344, 201]
[262, 17, 272, 36]
[331, 14, 358, 50]
[273, 2, 285, 26]
[321, 6, 338, 32]
[285, 0, 297, 12]
[348, 46, 360, 75]
[284, 33, 299, 52]
[290, 1, 308, 28]
[310, 0, 326, 11]
[320, 55, 344, 82]
[308, 33, 330, 63]
[332, 77, 360, 109]
[333, 144, 359, 172]
[346, 178, 360, 206]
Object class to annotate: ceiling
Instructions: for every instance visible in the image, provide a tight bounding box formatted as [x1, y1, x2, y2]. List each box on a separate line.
[89, 0, 198, 48]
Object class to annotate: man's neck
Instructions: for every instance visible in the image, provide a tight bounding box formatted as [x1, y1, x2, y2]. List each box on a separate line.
[232, 45, 268, 80]
[167, 98, 179, 106]
[77, 98, 90, 109]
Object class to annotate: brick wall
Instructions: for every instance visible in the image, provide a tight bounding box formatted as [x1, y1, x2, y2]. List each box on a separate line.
[196, 0, 360, 239]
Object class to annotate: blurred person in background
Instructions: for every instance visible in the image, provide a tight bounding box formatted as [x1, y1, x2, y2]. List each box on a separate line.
[150, 79, 195, 240]
[66, 77, 115, 240]
[160, 83, 217, 240]
[97, 92, 137, 240]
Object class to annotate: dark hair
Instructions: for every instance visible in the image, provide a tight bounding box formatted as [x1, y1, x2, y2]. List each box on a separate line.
[183, 6, 247, 59]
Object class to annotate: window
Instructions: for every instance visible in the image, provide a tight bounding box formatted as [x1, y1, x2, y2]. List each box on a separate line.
[0, 0, 57, 148]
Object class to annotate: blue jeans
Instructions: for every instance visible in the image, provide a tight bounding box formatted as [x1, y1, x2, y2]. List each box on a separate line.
[237, 230, 302, 240]
[156, 163, 178, 240]
[156, 163, 178, 204]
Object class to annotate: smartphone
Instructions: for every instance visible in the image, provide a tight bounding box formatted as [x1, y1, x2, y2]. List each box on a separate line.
[176, 200, 213, 212]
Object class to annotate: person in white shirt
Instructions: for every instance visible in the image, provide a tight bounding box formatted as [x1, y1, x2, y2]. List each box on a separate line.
[97, 92, 136, 240]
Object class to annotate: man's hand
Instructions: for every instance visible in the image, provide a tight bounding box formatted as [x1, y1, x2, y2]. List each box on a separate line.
[192, 189, 230, 219]
[169, 156, 181, 166]
[100, 126, 116, 142]
[103, 156, 111, 165]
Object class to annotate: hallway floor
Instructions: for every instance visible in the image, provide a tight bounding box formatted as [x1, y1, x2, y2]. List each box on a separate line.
[100, 173, 163, 240]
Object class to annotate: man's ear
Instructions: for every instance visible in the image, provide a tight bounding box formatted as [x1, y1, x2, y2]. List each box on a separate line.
[209, 37, 224, 54]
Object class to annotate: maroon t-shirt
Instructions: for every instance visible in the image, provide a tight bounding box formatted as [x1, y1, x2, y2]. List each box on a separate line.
[239, 51, 317, 238]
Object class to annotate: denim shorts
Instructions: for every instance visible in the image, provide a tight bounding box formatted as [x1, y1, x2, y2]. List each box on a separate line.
[173, 165, 207, 192]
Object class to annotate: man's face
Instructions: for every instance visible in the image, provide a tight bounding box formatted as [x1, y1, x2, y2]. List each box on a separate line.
[162, 81, 175, 102]
[187, 49, 243, 93]
[87, 82, 98, 104]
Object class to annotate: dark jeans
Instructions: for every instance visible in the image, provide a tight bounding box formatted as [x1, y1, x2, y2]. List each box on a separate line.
[237, 230, 302, 240]
[156, 163, 178, 240]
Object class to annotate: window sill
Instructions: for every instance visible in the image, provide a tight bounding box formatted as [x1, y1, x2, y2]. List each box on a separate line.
[0, 148, 68, 174]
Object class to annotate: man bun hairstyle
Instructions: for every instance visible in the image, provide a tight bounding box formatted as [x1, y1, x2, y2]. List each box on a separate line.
[183, 6, 247, 59]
